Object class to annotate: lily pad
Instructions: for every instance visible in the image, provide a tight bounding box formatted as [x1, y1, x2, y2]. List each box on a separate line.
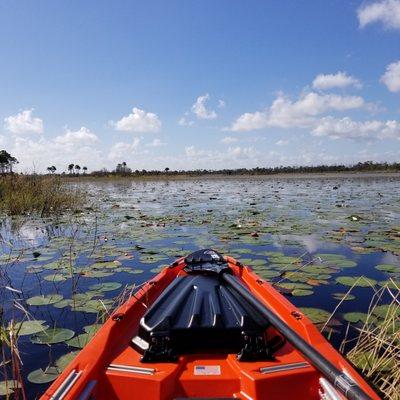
[150, 265, 166, 273]
[124, 268, 144, 274]
[278, 282, 313, 290]
[299, 307, 331, 324]
[254, 269, 281, 279]
[55, 350, 80, 370]
[292, 289, 314, 296]
[66, 333, 93, 348]
[0, 380, 21, 396]
[27, 366, 60, 384]
[335, 276, 377, 287]
[343, 312, 369, 323]
[90, 261, 120, 269]
[372, 304, 400, 319]
[31, 328, 75, 344]
[82, 270, 114, 278]
[65, 326, 100, 349]
[26, 346, 79, 385]
[89, 282, 122, 292]
[239, 258, 254, 265]
[83, 324, 102, 335]
[378, 279, 400, 289]
[350, 350, 395, 372]
[43, 273, 67, 282]
[71, 299, 112, 313]
[375, 264, 398, 273]
[26, 294, 63, 306]
[332, 293, 356, 301]
[12, 320, 49, 336]
[53, 299, 73, 308]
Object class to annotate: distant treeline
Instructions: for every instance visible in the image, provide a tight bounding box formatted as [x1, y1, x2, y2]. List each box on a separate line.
[1, 148, 399, 177]
[86, 161, 400, 177]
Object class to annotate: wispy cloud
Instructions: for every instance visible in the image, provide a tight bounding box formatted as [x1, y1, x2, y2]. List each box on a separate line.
[108, 138, 142, 161]
[221, 136, 238, 144]
[147, 138, 166, 147]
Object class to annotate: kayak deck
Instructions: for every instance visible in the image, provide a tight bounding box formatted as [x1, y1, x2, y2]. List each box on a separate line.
[42, 249, 379, 400]
[105, 346, 317, 399]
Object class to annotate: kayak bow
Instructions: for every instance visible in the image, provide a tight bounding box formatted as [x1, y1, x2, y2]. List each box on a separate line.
[42, 249, 379, 400]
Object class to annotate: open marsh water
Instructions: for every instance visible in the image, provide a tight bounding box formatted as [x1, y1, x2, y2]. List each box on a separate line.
[0, 174, 399, 398]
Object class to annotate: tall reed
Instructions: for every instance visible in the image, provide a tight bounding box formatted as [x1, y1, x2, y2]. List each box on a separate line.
[0, 175, 85, 216]
[339, 282, 400, 400]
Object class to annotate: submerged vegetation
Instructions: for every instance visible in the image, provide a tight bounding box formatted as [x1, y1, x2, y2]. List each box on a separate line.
[0, 174, 85, 216]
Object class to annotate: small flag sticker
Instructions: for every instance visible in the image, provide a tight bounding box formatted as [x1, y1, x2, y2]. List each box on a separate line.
[194, 365, 221, 375]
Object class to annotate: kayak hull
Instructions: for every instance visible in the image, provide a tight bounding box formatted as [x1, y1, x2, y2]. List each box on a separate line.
[41, 251, 379, 400]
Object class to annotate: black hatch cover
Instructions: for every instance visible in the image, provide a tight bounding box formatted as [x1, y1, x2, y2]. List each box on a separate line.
[132, 250, 273, 362]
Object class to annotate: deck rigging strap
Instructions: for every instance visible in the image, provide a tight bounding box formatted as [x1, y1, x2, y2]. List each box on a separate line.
[221, 273, 373, 400]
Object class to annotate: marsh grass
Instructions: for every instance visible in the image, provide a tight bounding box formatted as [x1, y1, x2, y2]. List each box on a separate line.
[0, 175, 85, 216]
[338, 281, 400, 400]
[1, 318, 26, 399]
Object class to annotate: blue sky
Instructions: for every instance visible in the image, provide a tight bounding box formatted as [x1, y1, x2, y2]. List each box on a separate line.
[0, 0, 399, 172]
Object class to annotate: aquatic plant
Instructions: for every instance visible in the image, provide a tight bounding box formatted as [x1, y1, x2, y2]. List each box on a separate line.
[0, 174, 85, 216]
[0, 319, 26, 398]
[339, 281, 400, 400]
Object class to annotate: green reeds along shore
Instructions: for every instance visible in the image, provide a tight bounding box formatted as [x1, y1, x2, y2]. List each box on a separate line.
[340, 282, 400, 400]
[0, 174, 85, 216]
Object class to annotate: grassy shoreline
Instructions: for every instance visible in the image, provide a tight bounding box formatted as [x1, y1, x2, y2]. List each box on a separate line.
[0, 174, 85, 216]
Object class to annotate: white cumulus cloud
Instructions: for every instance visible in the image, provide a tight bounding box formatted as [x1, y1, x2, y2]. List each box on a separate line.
[4, 109, 43, 135]
[312, 72, 362, 90]
[380, 60, 400, 92]
[191, 94, 217, 120]
[312, 116, 400, 140]
[276, 139, 289, 146]
[268, 92, 364, 128]
[228, 111, 269, 132]
[227, 92, 365, 131]
[54, 127, 98, 146]
[114, 107, 161, 133]
[357, 0, 400, 30]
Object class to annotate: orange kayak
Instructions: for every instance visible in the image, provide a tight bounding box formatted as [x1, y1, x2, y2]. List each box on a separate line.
[42, 249, 379, 400]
